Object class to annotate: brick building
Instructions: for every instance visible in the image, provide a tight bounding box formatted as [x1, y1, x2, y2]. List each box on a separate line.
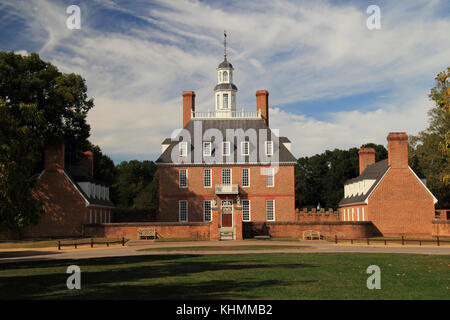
[23, 141, 115, 238]
[339, 132, 437, 237]
[156, 49, 296, 240]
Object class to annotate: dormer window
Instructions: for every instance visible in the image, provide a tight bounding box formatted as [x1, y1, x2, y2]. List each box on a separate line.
[265, 141, 273, 156]
[179, 142, 188, 157]
[203, 142, 212, 157]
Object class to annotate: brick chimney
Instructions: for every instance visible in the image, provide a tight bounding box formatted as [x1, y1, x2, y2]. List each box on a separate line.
[45, 139, 65, 172]
[256, 90, 269, 126]
[81, 151, 94, 178]
[358, 148, 376, 175]
[182, 91, 195, 128]
[387, 132, 408, 168]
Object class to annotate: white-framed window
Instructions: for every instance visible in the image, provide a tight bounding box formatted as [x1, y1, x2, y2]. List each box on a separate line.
[266, 167, 274, 187]
[203, 142, 212, 157]
[221, 168, 231, 185]
[242, 200, 250, 221]
[242, 168, 250, 187]
[179, 200, 188, 222]
[266, 200, 275, 221]
[265, 141, 273, 156]
[223, 71, 228, 82]
[179, 142, 188, 157]
[222, 141, 230, 156]
[179, 168, 187, 188]
[241, 141, 249, 156]
[204, 200, 212, 222]
[203, 168, 212, 188]
[223, 93, 228, 109]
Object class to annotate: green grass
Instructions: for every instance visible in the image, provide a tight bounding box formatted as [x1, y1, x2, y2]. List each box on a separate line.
[245, 237, 301, 241]
[139, 245, 312, 252]
[0, 238, 124, 249]
[0, 253, 448, 299]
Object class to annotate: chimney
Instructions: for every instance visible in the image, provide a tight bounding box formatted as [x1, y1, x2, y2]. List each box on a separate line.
[256, 90, 269, 126]
[81, 151, 94, 178]
[45, 139, 65, 172]
[358, 148, 376, 175]
[387, 132, 409, 168]
[182, 91, 195, 127]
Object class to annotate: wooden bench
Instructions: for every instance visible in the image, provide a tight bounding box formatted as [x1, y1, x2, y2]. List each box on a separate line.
[302, 230, 320, 240]
[254, 235, 271, 240]
[138, 228, 156, 240]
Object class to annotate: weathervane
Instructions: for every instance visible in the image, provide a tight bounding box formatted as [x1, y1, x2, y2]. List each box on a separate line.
[224, 30, 227, 58]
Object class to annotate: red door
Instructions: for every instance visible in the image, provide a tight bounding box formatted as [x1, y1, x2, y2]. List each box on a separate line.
[222, 206, 233, 227]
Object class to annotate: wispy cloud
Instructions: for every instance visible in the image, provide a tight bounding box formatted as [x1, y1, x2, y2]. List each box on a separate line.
[0, 0, 448, 162]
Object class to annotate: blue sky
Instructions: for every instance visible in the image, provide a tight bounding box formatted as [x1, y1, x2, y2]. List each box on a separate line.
[0, 0, 449, 164]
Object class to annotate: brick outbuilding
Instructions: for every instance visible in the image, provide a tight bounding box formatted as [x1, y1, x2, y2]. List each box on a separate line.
[339, 132, 437, 237]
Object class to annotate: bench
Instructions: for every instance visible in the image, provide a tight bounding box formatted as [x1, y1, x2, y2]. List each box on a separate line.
[302, 230, 320, 240]
[254, 235, 271, 240]
[138, 228, 156, 240]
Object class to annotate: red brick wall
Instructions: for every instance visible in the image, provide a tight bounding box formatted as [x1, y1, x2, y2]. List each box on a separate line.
[256, 90, 269, 126]
[432, 220, 450, 237]
[158, 165, 295, 222]
[368, 168, 435, 237]
[83, 222, 211, 240]
[359, 148, 375, 175]
[295, 208, 340, 222]
[23, 170, 87, 238]
[243, 221, 380, 239]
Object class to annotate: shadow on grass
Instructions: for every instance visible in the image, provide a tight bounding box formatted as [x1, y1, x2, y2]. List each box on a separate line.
[0, 251, 61, 259]
[0, 255, 319, 300]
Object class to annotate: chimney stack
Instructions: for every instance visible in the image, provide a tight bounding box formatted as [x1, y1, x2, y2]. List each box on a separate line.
[387, 132, 409, 168]
[256, 90, 269, 126]
[358, 148, 376, 175]
[81, 151, 94, 178]
[45, 139, 65, 172]
[182, 91, 195, 127]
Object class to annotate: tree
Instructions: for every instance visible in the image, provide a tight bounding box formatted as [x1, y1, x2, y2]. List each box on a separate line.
[409, 67, 450, 208]
[0, 51, 94, 163]
[0, 99, 45, 236]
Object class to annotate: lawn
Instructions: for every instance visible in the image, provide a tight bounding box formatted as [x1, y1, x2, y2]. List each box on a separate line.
[0, 238, 125, 249]
[0, 253, 448, 300]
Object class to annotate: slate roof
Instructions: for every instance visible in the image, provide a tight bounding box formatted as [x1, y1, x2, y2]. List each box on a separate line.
[156, 118, 297, 165]
[218, 58, 233, 69]
[338, 159, 389, 206]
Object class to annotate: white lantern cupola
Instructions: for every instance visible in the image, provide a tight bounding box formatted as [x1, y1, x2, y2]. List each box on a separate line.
[214, 31, 237, 115]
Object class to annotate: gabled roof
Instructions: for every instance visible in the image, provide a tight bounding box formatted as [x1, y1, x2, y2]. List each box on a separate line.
[156, 118, 296, 165]
[339, 159, 389, 206]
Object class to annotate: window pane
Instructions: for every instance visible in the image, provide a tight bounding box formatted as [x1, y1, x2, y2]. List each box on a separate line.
[203, 142, 211, 156]
[242, 200, 250, 221]
[179, 200, 188, 222]
[223, 94, 228, 108]
[242, 168, 249, 187]
[204, 200, 212, 222]
[222, 168, 231, 185]
[265, 141, 273, 156]
[266, 167, 274, 187]
[223, 142, 230, 156]
[179, 169, 187, 187]
[223, 71, 228, 82]
[266, 200, 274, 221]
[179, 142, 187, 157]
[203, 169, 211, 187]
[241, 142, 249, 156]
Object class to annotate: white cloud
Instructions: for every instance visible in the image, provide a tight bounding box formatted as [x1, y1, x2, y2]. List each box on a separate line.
[1, 0, 448, 161]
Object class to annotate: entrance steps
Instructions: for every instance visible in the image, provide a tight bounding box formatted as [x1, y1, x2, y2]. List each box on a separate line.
[219, 227, 235, 241]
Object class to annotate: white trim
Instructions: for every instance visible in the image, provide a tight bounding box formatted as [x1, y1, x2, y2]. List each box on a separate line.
[62, 171, 90, 206]
[203, 200, 212, 222]
[221, 168, 232, 185]
[203, 141, 212, 157]
[362, 207, 365, 221]
[221, 200, 234, 227]
[242, 199, 251, 221]
[179, 168, 188, 188]
[265, 141, 274, 156]
[222, 141, 231, 156]
[241, 167, 250, 187]
[179, 200, 188, 222]
[203, 168, 212, 188]
[241, 141, 250, 156]
[266, 199, 275, 221]
[408, 166, 438, 204]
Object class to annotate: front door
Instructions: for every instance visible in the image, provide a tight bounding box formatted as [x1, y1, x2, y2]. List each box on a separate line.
[221, 200, 233, 227]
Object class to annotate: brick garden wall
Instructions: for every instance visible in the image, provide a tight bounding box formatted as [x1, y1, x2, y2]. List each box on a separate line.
[295, 208, 339, 222]
[83, 222, 211, 240]
[243, 221, 381, 239]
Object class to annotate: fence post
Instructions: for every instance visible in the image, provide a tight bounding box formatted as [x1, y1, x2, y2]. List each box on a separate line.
[58, 241, 61, 250]
[91, 238, 94, 248]
[122, 237, 125, 246]
[334, 235, 338, 244]
[367, 238, 370, 245]
[107, 242, 109, 247]
[74, 243, 77, 249]
[350, 239, 353, 245]
[419, 240, 421, 246]
[437, 236, 440, 247]
[401, 236, 404, 246]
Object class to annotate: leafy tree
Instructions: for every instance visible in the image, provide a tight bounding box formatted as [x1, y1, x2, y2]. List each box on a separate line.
[0, 51, 93, 163]
[0, 99, 45, 237]
[410, 67, 450, 208]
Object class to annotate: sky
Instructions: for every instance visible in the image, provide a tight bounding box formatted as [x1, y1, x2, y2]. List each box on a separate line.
[0, 0, 449, 164]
